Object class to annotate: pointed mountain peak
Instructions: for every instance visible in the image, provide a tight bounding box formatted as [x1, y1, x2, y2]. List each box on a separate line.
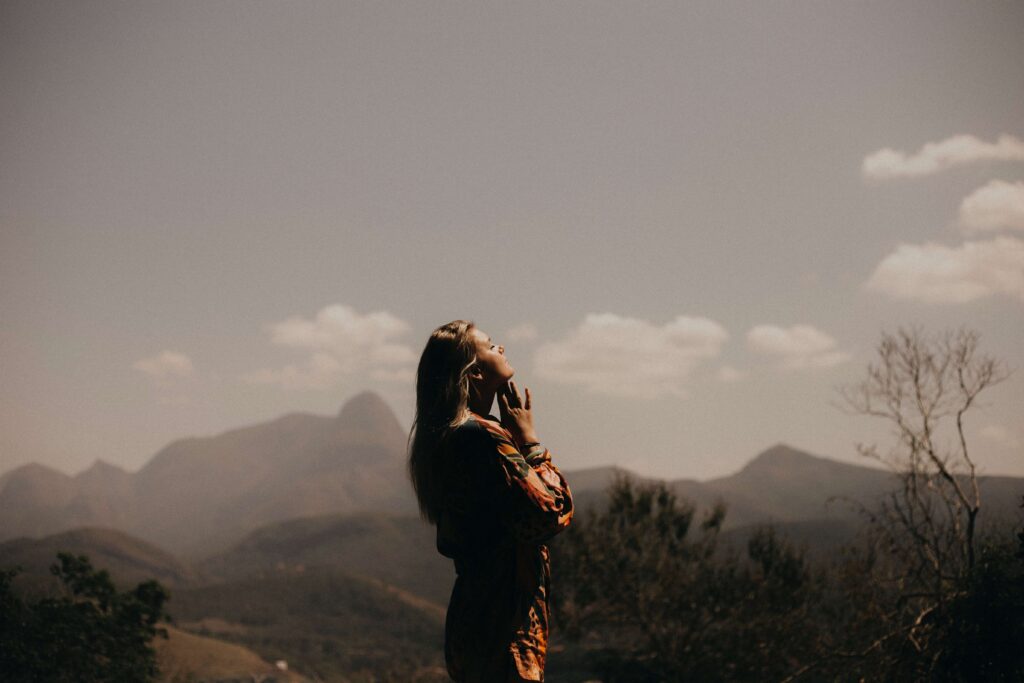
[755, 442, 815, 461]
[733, 443, 885, 486]
[739, 444, 825, 474]
[337, 391, 402, 432]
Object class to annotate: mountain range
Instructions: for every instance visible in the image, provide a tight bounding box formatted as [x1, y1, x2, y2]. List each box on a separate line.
[2, 391, 1021, 558]
[0, 392, 416, 556]
[3, 391, 1021, 681]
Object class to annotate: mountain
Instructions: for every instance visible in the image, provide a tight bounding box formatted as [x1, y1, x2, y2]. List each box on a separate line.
[130, 391, 414, 554]
[561, 445, 890, 529]
[0, 392, 416, 556]
[0, 527, 198, 591]
[565, 444, 1023, 536]
[4, 396, 1020, 562]
[0, 464, 78, 537]
[199, 512, 454, 606]
[689, 443, 1023, 530]
[692, 443, 892, 526]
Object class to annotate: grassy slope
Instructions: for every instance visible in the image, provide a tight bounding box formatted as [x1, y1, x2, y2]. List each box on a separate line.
[156, 624, 310, 683]
[168, 566, 448, 683]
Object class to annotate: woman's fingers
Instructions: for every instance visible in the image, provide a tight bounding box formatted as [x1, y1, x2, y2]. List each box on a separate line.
[524, 387, 531, 411]
[507, 380, 522, 408]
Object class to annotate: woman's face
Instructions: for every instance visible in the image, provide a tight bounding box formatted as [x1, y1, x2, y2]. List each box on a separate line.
[469, 328, 514, 389]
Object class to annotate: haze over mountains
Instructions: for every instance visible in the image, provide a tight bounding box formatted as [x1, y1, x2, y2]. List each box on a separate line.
[0, 392, 415, 555]
[2, 391, 1021, 559]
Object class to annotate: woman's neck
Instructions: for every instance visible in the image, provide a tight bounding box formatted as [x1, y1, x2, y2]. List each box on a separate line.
[467, 387, 495, 417]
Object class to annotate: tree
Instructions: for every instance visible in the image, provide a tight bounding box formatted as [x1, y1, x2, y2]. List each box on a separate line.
[547, 327, 1018, 681]
[840, 327, 1007, 581]
[838, 327, 1016, 678]
[0, 552, 169, 683]
[551, 477, 825, 682]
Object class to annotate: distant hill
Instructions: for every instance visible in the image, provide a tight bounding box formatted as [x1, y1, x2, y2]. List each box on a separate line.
[563, 445, 890, 529]
[0, 527, 198, 591]
[0, 463, 111, 539]
[200, 512, 454, 606]
[677, 443, 892, 527]
[0, 392, 417, 556]
[666, 443, 1024, 531]
[3, 395, 1020, 563]
[531, 445, 1007, 528]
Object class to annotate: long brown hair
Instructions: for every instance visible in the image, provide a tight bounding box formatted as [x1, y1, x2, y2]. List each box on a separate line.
[408, 320, 477, 523]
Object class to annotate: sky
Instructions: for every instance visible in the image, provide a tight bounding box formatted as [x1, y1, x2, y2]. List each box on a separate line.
[2, 1, 1022, 481]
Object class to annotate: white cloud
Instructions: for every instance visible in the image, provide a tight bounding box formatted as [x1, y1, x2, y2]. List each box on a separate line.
[133, 351, 195, 379]
[959, 180, 1024, 233]
[243, 305, 416, 390]
[505, 322, 540, 343]
[747, 325, 850, 369]
[269, 305, 411, 355]
[534, 313, 729, 399]
[864, 237, 1024, 304]
[862, 134, 1024, 180]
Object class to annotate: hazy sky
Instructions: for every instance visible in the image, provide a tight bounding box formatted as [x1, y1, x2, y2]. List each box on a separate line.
[2, 1, 1022, 481]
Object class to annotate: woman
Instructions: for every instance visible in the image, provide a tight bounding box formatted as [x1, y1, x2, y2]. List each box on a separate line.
[409, 320, 574, 682]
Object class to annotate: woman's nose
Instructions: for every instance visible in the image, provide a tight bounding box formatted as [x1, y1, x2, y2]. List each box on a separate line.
[498, 345, 504, 354]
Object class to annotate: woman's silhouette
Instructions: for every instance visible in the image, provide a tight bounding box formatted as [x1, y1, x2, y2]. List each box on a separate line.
[409, 320, 574, 682]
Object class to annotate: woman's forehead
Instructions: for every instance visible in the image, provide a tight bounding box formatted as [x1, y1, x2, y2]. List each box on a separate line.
[469, 328, 491, 344]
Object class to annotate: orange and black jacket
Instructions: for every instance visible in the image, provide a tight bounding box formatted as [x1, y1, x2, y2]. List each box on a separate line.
[436, 411, 574, 682]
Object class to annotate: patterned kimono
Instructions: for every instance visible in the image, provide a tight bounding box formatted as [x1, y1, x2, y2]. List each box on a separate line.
[435, 412, 574, 682]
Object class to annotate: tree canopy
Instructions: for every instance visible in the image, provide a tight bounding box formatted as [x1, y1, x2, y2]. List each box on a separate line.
[0, 552, 168, 683]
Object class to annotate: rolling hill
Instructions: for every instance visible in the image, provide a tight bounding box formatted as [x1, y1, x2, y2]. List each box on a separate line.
[0, 526, 199, 592]
[199, 512, 454, 606]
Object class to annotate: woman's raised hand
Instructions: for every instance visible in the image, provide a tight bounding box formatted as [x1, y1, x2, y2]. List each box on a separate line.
[498, 381, 539, 448]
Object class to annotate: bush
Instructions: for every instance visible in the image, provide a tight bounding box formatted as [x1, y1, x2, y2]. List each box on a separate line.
[551, 477, 825, 682]
[0, 552, 169, 683]
[550, 479, 1024, 682]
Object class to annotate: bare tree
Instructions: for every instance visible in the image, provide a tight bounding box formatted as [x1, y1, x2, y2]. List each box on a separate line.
[839, 327, 1008, 660]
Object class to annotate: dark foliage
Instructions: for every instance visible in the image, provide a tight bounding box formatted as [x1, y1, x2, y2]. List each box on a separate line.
[927, 543, 1024, 681]
[0, 552, 168, 683]
[551, 477, 826, 682]
[167, 566, 446, 682]
[550, 478, 1024, 682]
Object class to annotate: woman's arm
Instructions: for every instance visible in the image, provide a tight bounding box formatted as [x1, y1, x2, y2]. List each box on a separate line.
[471, 414, 573, 544]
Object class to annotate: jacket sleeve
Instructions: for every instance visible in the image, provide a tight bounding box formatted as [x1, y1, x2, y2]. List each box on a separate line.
[471, 416, 574, 544]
